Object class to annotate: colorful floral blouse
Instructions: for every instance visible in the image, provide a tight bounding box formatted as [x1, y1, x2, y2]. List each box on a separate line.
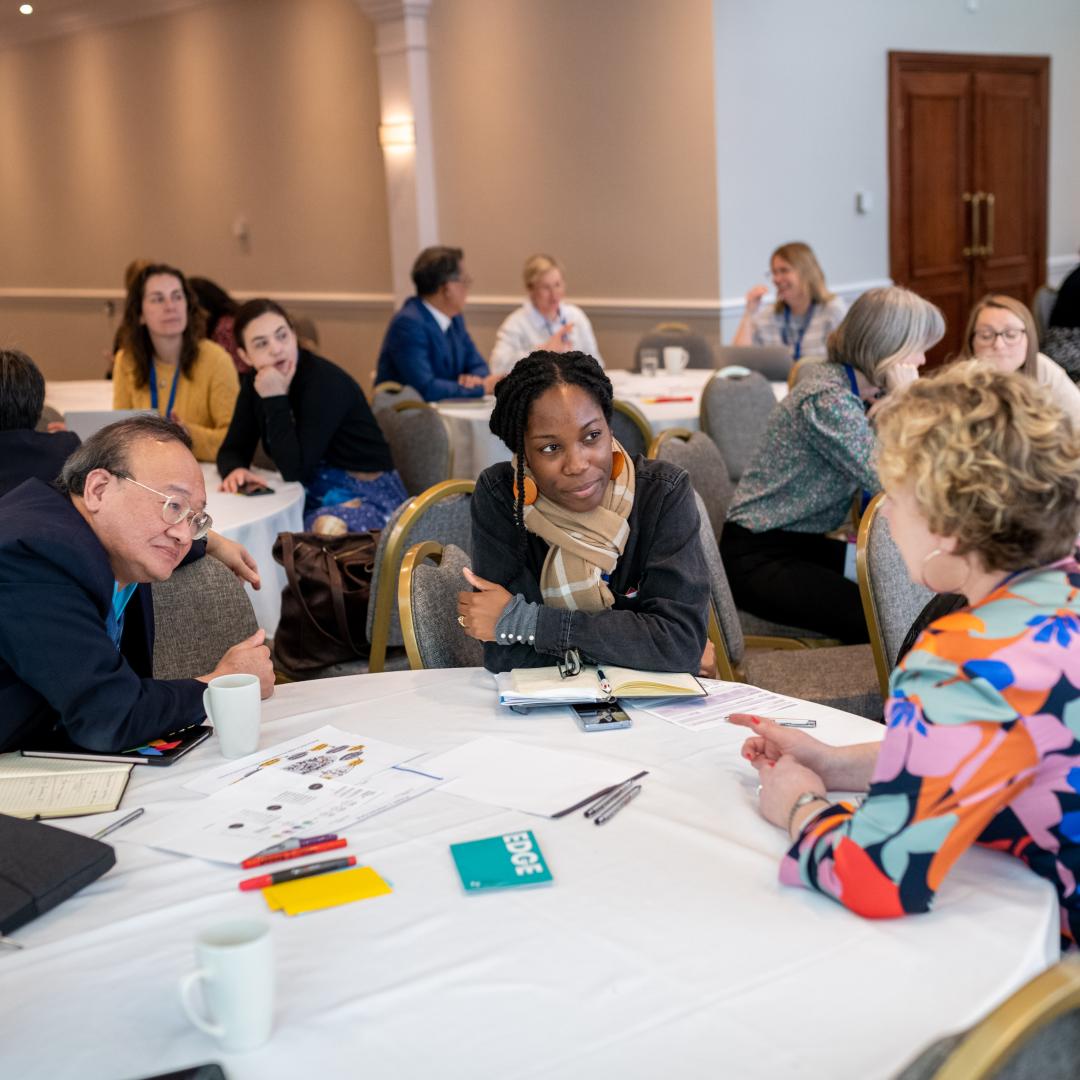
[783, 556, 1080, 944]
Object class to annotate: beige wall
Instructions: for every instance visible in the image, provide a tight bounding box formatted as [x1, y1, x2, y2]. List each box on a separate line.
[0, 0, 391, 382]
[427, 0, 720, 369]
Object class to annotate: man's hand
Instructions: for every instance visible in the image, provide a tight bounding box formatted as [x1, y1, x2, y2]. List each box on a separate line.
[482, 372, 502, 395]
[458, 373, 485, 389]
[201, 629, 275, 699]
[698, 640, 717, 678]
[458, 567, 513, 641]
[205, 530, 261, 590]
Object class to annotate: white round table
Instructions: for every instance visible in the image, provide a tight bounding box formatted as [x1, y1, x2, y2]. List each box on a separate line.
[436, 370, 788, 480]
[2, 669, 1057, 1080]
[43, 378, 113, 414]
[201, 464, 304, 638]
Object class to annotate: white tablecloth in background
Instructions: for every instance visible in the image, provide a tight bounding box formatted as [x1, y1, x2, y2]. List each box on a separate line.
[202, 463, 304, 637]
[437, 370, 788, 480]
[0, 669, 1057, 1080]
[44, 378, 114, 414]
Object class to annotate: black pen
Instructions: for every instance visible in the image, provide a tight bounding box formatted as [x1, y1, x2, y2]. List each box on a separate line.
[239, 855, 356, 892]
[595, 784, 642, 825]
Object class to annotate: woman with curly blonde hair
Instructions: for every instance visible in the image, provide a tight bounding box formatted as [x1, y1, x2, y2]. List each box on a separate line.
[732, 361, 1080, 943]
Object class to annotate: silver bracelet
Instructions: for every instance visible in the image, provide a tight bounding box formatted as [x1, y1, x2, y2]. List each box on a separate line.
[786, 791, 831, 839]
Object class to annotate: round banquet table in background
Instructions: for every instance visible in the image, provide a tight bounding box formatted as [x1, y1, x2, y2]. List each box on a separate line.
[43, 378, 114, 414]
[0, 668, 1058, 1080]
[437, 368, 788, 480]
[201, 463, 304, 638]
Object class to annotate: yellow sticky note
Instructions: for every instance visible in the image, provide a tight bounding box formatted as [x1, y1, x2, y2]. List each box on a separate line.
[262, 866, 392, 916]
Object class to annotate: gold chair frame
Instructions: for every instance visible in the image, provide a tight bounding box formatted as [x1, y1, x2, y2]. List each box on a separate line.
[612, 398, 654, 453]
[398, 540, 448, 671]
[646, 426, 695, 460]
[372, 379, 405, 397]
[933, 958, 1080, 1080]
[855, 493, 892, 698]
[367, 478, 475, 673]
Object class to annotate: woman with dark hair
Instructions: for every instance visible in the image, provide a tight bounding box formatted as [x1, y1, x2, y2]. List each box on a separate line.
[112, 263, 239, 461]
[217, 299, 405, 533]
[189, 276, 246, 374]
[457, 350, 710, 675]
[0, 349, 80, 498]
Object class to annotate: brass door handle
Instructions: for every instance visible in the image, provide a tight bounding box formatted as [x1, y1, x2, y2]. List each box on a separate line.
[984, 192, 995, 256]
[962, 191, 984, 257]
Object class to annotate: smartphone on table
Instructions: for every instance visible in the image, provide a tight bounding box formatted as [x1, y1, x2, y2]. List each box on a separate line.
[238, 480, 275, 496]
[572, 702, 632, 732]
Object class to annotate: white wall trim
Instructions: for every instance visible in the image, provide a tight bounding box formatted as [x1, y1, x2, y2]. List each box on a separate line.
[0, 288, 396, 311]
[1048, 254, 1079, 288]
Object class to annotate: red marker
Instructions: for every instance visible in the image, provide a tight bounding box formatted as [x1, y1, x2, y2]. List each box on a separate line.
[641, 395, 694, 404]
[241, 838, 347, 869]
[239, 855, 357, 892]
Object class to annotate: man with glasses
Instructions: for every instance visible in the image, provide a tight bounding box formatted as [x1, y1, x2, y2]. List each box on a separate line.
[0, 415, 274, 753]
[375, 245, 499, 400]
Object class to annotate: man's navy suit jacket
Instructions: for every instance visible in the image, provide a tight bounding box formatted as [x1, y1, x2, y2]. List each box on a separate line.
[0, 479, 206, 752]
[375, 296, 489, 401]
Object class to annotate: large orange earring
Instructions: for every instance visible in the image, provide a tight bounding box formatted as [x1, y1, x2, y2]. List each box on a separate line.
[513, 476, 538, 505]
[610, 452, 623, 480]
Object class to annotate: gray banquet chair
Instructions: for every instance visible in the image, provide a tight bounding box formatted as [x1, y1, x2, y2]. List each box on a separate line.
[856, 493, 933, 697]
[714, 344, 793, 382]
[398, 541, 484, 670]
[611, 399, 653, 459]
[894, 957, 1080, 1080]
[634, 322, 715, 370]
[693, 492, 882, 719]
[378, 400, 454, 495]
[1032, 284, 1058, 346]
[367, 479, 475, 673]
[152, 554, 259, 680]
[648, 428, 733, 543]
[372, 380, 423, 423]
[699, 369, 777, 483]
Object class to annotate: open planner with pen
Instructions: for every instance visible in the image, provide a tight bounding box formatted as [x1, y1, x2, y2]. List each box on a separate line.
[0, 752, 132, 819]
[496, 665, 705, 708]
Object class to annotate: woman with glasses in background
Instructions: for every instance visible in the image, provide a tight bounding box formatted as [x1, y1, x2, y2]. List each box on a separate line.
[731, 242, 847, 362]
[958, 294, 1080, 428]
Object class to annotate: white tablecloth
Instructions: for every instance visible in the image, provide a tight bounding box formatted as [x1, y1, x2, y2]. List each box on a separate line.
[201, 464, 304, 638]
[0, 670, 1057, 1080]
[43, 378, 114, 414]
[437, 370, 788, 480]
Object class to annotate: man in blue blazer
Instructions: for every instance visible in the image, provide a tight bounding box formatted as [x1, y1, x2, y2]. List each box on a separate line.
[0, 416, 273, 753]
[376, 246, 499, 401]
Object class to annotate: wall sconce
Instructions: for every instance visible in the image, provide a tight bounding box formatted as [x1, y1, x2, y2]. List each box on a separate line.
[378, 120, 416, 149]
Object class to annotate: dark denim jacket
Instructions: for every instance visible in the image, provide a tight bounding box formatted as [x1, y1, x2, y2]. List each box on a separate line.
[471, 456, 709, 674]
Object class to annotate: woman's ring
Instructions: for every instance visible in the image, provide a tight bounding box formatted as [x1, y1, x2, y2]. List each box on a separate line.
[457, 615, 467, 629]
[756, 785, 763, 796]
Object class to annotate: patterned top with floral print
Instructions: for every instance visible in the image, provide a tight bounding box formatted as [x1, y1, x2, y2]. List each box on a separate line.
[783, 556, 1080, 944]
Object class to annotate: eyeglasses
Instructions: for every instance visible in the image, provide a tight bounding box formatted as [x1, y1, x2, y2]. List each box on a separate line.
[114, 474, 213, 540]
[973, 326, 1026, 345]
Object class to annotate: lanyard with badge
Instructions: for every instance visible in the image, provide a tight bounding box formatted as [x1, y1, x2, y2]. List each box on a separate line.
[148, 358, 181, 416]
[841, 362, 872, 583]
[781, 301, 817, 360]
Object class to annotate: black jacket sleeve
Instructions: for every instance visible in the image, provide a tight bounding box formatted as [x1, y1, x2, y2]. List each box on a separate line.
[216, 376, 260, 478]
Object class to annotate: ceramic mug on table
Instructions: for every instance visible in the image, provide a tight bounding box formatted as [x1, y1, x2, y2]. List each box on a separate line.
[663, 346, 690, 373]
[179, 919, 274, 1052]
[639, 348, 660, 377]
[203, 673, 261, 758]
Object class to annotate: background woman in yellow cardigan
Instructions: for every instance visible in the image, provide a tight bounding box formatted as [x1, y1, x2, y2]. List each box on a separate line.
[112, 263, 239, 461]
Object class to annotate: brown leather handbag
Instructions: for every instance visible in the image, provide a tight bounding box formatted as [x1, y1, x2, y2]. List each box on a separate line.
[271, 531, 379, 672]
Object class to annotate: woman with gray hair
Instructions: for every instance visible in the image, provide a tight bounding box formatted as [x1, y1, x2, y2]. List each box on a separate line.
[719, 286, 945, 641]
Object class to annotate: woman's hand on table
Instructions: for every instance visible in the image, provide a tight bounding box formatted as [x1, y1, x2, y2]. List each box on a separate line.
[744, 284, 768, 314]
[205, 530, 262, 590]
[457, 567, 512, 641]
[753, 753, 828, 837]
[220, 467, 263, 494]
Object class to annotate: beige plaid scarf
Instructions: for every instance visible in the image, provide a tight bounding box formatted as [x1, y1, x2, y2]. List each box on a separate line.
[517, 439, 636, 612]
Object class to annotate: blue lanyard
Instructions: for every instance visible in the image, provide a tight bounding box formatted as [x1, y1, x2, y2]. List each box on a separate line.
[540, 306, 567, 337]
[781, 302, 816, 360]
[148, 359, 181, 416]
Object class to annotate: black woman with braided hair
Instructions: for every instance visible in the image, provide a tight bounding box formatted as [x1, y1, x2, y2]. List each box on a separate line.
[457, 350, 713, 675]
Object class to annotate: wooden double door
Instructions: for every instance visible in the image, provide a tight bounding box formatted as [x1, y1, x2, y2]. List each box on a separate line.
[889, 51, 1049, 364]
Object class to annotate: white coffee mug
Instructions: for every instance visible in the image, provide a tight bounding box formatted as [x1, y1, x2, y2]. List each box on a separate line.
[203, 673, 261, 758]
[179, 919, 274, 1052]
[663, 346, 690, 373]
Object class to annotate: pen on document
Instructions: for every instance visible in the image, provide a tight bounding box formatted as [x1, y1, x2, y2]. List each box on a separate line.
[250, 833, 338, 858]
[241, 838, 347, 869]
[239, 855, 357, 892]
[553, 769, 649, 818]
[584, 777, 639, 819]
[596, 667, 613, 696]
[92, 806, 145, 841]
[594, 784, 642, 825]
[777, 719, 817, 728]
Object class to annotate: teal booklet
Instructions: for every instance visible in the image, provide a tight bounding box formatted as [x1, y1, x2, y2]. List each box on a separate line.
[450, 830, 553, 892]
